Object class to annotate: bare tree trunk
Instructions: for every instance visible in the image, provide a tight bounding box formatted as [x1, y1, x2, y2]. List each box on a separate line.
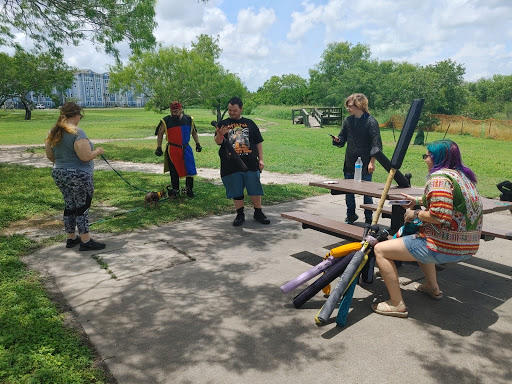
[21, 99, 32, 120]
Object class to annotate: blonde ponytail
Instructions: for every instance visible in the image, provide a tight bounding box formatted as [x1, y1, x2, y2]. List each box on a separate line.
[46, 102, 82, 147]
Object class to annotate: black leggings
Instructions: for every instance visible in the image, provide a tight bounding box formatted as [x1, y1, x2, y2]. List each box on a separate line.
[52, 168, 94, 234]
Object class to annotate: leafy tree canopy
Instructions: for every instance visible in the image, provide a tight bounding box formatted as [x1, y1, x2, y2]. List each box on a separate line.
[0, 48, 74, 119]
[109, 34, 247, 112]
[306, 41, 469, 120]
[255, 74, 309, 106]
[463, 74, 512, 119]
[0, 0, 158, 59]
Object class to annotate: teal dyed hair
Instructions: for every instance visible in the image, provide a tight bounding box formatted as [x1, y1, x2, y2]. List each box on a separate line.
[427, 140, 477, 183]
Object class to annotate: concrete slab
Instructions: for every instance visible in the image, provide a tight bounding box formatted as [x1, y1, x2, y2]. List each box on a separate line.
[28, 194, 512, 384]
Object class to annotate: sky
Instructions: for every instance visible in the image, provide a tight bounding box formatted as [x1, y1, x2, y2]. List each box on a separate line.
[7, 0, 512, 92]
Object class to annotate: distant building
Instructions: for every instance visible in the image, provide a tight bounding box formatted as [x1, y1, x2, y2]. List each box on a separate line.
[8, 69, 148, 108]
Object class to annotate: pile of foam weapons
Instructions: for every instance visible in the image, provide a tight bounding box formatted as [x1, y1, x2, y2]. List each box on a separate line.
[280, 99, 425, 327]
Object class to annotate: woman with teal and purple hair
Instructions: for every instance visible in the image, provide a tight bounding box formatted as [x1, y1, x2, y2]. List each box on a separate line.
[371, 140, 483, 318]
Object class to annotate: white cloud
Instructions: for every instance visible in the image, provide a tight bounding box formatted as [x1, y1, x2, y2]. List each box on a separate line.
[452, 42, 512, 81]
[218, 7, 276, 57]
[153, 0, 213, 47]
[276, 0, 512, 89]
[215, 7, 277, 88]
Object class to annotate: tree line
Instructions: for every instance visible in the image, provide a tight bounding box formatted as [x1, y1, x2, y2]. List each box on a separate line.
[254, 41, 512, 122]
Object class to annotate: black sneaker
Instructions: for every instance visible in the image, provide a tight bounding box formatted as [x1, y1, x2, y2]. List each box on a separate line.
[79, 238, 106, 251]
[185, 188, 194, 198]
[66, 235, 81, 248]
[233, 213, 245, 226]
[345, 214, 359, 224]
[254, 210, 270, 224]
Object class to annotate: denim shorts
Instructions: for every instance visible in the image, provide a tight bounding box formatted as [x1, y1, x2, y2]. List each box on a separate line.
[221, 171, 264, 199]
[402, 235, 473, 264]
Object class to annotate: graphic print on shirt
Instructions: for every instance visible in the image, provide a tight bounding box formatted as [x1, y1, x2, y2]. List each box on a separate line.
[227, 123, 252, 156]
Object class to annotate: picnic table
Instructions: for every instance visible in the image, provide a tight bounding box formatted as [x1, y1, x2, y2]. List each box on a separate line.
[282, 179, 512, 242]
[309, 179, 512, 214]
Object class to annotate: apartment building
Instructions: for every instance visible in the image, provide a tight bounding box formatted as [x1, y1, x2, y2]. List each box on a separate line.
[22, 69, 148, 108]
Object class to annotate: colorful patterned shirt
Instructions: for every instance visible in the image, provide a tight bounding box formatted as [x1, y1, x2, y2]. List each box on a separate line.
[418, 169, 483, 255]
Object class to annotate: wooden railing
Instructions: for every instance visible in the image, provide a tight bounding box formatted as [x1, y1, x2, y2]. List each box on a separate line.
[292, 108, 312, 127]
[302, 109, 311, 127]
[292, 107, 343, 127]
[312, 108, 323, 127]
[319, 107, 342, 125]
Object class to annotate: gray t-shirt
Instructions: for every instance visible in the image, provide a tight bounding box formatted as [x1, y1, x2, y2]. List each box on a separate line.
[52, 127, 94, 172]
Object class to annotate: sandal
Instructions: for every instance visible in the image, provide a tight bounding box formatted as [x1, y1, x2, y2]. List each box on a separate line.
[371, 301, 408, 318]
[415, 283, 443, 300]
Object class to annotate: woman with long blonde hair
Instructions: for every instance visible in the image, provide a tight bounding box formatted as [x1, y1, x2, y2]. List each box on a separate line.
[45, 102, 106, 251]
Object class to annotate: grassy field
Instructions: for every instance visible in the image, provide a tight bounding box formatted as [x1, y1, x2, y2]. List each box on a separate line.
[1, 106, 511, 382]
[2, 106, 509, 197]
[0, 107, 218, 144]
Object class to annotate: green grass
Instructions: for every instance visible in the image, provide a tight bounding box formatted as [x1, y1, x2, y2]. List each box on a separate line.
[0, 107, 219, 145]
[0, 235, 108, 383]
[1, 106, 511, 382]
[3, 106, 510, 197]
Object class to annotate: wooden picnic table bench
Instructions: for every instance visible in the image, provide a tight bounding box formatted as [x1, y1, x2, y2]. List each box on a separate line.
[281, 179, 512, 243]
[281, 211, 365, 242]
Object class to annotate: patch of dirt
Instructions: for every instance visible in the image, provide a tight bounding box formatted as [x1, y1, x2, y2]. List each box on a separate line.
[1, 215, 63, 240]
[1, 204, 124, 241]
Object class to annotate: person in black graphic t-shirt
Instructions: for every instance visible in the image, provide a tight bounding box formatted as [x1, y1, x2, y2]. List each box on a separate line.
[214, 97, 270, 226]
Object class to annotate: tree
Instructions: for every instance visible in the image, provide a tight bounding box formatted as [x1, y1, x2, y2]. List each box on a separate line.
[308, 41, 374, 107]
[109, 34, 247, 112]
[307, 41, 473, 123]
[0, 49, 74, 119]
[427, 59, 467, 115]
[255, 74, 309, 105]
[407, 59, 467, 116]
[315, 41, 371, 79]
[371, 60, 419, 110]
[0, 0, 157, 59]
[464, 74, 512, 118]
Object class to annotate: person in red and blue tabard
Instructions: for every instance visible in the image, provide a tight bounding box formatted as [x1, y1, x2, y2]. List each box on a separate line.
[155, 101, 202, 197]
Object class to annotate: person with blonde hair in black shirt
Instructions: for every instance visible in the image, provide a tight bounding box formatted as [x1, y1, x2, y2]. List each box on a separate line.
[332, 93, 382, 225]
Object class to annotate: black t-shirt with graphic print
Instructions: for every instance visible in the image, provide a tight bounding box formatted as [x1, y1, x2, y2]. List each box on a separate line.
[218, 117, 264, 177]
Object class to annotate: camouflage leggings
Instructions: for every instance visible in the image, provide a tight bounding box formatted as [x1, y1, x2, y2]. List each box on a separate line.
[52, 168, 94, 234]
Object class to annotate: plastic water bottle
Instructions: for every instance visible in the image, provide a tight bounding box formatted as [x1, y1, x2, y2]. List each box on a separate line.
[354, 157, 363, 182]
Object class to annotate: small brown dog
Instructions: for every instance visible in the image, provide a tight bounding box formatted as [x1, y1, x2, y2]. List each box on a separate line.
[144, 189, 166, 207]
